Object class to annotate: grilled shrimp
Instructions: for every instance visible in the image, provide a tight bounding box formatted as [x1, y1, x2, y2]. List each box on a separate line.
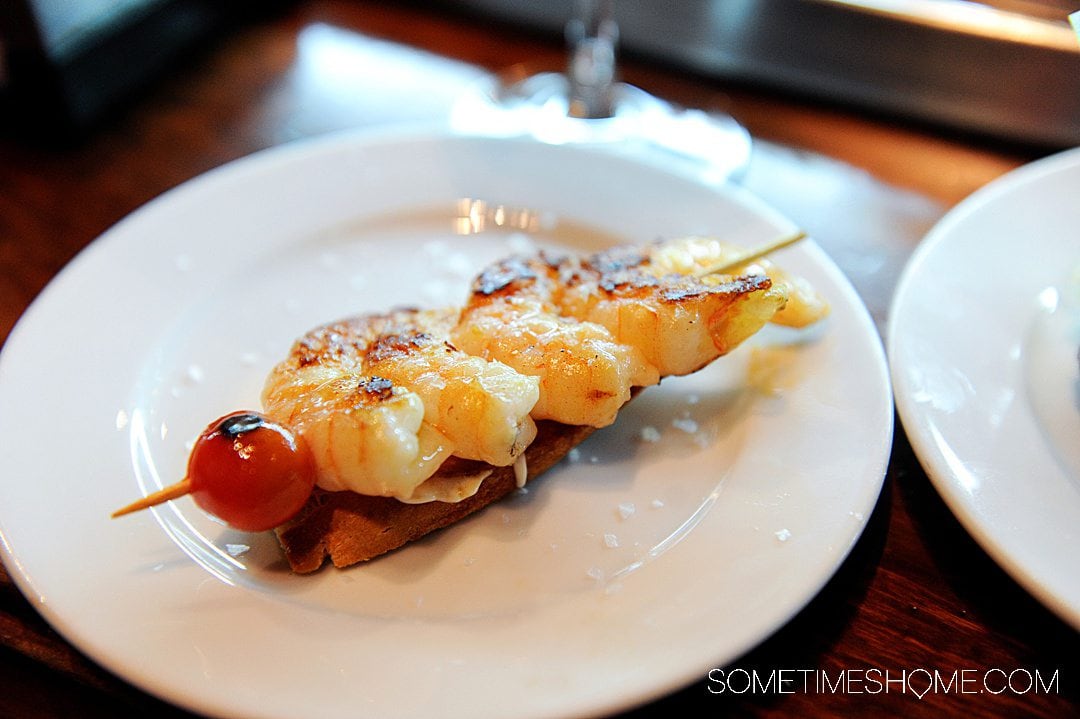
[262, 308, 539, 500]
[262, 368, 447, 498]
[363, 309, 539, 466]
[555, 244, 784, 376]
[453, 257, 659, 428]
[643, 236, 829, 329]
[458, 236, 813, 386]
[454, 296, 659, 427]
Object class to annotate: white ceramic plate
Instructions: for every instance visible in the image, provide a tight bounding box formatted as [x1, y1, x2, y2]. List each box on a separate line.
[0, 132, 891, 719]
[889, 147, 1080, 630]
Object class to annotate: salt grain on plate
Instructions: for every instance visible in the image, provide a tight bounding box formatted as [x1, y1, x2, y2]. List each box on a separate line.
[603, 533, 619, 548]
[185, 364, 205, 385]
[639, 425, 661, 443]
[775, 528, 792, 542]
[617, 502, 636, 520]
[672, 417, 699, 434]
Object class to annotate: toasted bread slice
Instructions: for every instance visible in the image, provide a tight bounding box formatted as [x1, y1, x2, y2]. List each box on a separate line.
[274, 419, 596, 573]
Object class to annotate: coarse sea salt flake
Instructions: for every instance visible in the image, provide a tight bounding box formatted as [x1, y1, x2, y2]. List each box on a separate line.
[617, 502, 636, 520]
[185, 364, 205, 385]
[639, 425, 661, 443]
[672, 417, 699, 434]
[603, 533, 619, 548]
[775, 528, 792, 542]
[225, 543, 249, 557]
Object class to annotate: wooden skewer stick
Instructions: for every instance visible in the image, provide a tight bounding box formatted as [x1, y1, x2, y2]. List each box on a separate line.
[111, 478, 192, 518]
[692, 231, 808, 278]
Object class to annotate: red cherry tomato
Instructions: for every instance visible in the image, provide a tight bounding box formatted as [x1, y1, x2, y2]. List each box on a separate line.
[186, 411, 316, 532]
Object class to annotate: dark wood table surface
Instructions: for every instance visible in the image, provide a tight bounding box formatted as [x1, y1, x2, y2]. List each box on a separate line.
[0, 1, 1076, 717]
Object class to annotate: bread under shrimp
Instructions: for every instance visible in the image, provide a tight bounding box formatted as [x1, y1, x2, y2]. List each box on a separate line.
[271, 238, 828, 572]
[275, 418, 599, 573]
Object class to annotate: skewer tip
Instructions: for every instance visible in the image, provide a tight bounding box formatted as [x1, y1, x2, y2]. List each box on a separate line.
[693, 230, 808, 278]
[111, 478, 192, 519]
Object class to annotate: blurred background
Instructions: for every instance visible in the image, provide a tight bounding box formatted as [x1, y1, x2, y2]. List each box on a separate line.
[1, 0, 1079, 146]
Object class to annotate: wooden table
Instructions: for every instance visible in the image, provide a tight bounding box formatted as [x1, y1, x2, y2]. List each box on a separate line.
[0, 2, 1075, 716]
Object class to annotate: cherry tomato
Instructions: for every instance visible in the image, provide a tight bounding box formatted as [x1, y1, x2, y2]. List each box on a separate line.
[186, 411, 316, 532]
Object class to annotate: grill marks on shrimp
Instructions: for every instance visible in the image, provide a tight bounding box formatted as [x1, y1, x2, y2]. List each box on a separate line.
[357, 376, 394, 400]
[473, 256, 540, 296]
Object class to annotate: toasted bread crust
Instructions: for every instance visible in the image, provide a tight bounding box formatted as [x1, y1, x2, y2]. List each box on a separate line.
[274, 420, 596, 573]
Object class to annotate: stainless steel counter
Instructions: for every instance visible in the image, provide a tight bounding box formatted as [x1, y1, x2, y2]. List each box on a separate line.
[455, 0, 1080, 146]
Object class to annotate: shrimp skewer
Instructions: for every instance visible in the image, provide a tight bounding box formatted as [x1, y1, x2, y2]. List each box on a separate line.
[265, 236, 824, 498]
[113, 233, 824, 571]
